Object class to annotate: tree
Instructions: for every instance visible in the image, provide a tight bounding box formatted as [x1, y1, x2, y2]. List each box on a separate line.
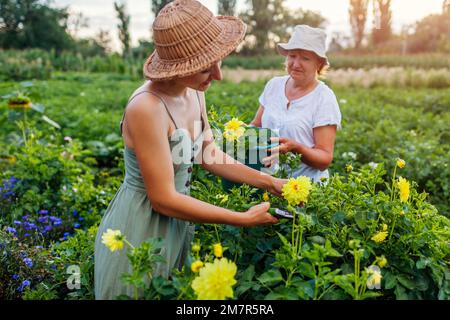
[240, 0, 326, 54]
[94, 29, 113, 54]
[218, 0, 237, 16]
[408, 12, 450, 53]
[67, 11, 89, 38]
[114, 1, 131, 57]
[151, 0, 172, 17]
[0, 0, 73, 50]
[349, 0, 369, 49]
[371, 0, 392, 46]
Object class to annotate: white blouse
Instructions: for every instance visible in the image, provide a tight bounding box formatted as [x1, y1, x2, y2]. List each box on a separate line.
[259, 75, 342, 182]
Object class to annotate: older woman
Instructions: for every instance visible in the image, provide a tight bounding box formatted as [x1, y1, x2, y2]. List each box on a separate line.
[250, 25, 342, 182]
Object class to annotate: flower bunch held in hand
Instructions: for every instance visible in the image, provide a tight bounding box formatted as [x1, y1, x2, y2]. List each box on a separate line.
[223, 118, 246, 142]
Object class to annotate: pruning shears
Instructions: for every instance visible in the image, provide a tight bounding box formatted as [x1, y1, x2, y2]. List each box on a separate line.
[242, 203, 294, 220]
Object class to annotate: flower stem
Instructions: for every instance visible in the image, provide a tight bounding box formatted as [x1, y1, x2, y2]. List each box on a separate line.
[214, 225, 220, 243]
[390, 165, 398, 201]
[124, 239, 135, 249]
[389, 215, 397, 239]
[291, 212, 296, 258]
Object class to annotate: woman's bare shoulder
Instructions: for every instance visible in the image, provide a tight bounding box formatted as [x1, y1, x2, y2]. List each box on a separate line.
[125, 88, 166, 121]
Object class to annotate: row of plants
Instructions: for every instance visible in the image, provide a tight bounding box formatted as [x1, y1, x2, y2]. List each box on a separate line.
[2, 49, 450, 81]
[222, 68, 450, 89]
[326, 67, 450, 89]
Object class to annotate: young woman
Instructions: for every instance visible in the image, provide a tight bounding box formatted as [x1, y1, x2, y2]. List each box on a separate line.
[94, 0, 285, 299]
[251, 25, 342, 182]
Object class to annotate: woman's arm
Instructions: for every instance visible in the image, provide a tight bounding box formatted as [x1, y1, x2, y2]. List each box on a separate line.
[201, 142, 284, 196]
[197, 94, 284, 196]
[265, 125, 337, 171]
[249, 105, 264, 127]
[125, 94, 277, 227]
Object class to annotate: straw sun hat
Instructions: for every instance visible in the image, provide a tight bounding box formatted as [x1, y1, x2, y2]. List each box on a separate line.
[143, 0, 247, 81]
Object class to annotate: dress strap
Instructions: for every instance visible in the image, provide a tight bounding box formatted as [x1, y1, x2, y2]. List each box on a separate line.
[120, 90, 179, 135]
[195, 91, 206, 132]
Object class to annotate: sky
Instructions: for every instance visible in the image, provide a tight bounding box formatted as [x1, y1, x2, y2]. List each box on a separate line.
[53, 0, 445, 52]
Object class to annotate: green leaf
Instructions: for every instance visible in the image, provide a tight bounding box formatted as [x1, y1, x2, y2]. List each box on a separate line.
[41, 115, 61, 129]
[257, 269, 283, 286]
[152, 276, 176, 296]
[394, 284, 409, 300]
[334, 274, 355, 297]
[354, 211, 367, 229]
[397, 274, 416, 290]
[276, 231, 290, 248]
[308, 235, 326, 245]
[30, 103, 45, 113]
[291, 278, 314, 299]
[414, 274, 430, 291]
[241, 265, 255, 282]
[298, 262, 316, 279]
[320, 288, 349, 300]
[416, 257, 431, 269]
[383, 271, 397, 290]
[332, 211, 346, 224]
[361, 291, 382, 299]
[324, 240, 342, 257]
[264, 286, 298, 300]
[235, 282, 253, 297]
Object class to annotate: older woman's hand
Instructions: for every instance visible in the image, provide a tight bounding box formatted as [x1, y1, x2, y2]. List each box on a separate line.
[262, 137, 300, 167]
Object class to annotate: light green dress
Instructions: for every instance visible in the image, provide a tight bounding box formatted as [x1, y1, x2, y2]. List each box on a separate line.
[94, 90, 204, 300]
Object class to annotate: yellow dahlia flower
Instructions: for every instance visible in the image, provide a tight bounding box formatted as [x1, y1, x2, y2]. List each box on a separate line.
[376, 255, 388, 268]
[101, 229, 125, 252]
[191, 260, 204, 273]
[396, 158, 406, 169]
[213, 243, 223, 258]
[282, 176, 312, 206]
[191, 258, 237, 300]
[223, 118, 246, 141]
[192, 244, 201, 253]
[397, 177, 410, 203]
[371, 231, 388, 244]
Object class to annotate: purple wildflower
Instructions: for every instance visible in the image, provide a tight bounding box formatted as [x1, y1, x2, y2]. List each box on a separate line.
[23, 258, 33, 268]
[6, 227, 17, 234]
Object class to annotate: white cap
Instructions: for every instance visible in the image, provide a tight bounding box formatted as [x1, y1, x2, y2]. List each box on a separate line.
[277, 25, 329, 65]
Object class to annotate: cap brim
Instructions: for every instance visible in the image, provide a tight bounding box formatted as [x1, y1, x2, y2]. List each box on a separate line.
[277, 43, 329, 65]
[144, 16, 247, 81]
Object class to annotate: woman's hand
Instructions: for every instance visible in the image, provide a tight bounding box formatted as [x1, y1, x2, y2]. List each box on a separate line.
[265, 176, 287, 197]
[239, 202, 278, 227]
[270, 137, 299, 154]
[262, 137, 300, 167]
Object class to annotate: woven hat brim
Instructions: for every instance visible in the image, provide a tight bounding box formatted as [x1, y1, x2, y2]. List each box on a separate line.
[144, 16, 247, 81]
[277, 43, 329, 66]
